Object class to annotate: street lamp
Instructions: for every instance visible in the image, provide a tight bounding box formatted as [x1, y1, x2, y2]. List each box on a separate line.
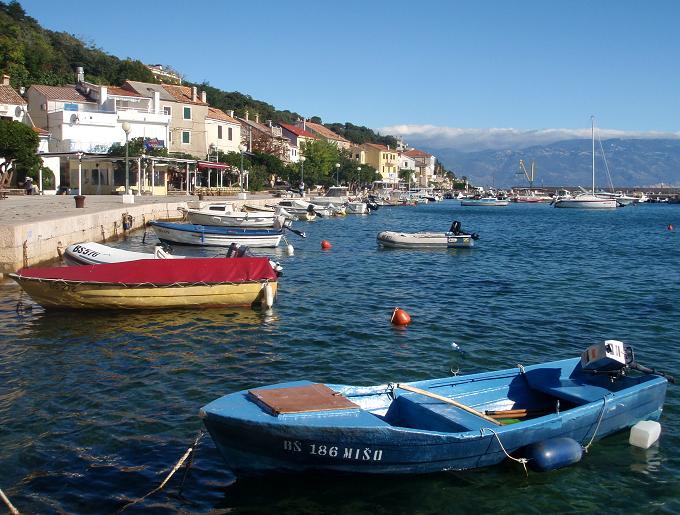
[76, 151, 83, 195]
[122, 121, 131, 194]
[300, 156, 306, 195]
[238, 144, 246, 192]
[357, 166, 361, 193]
[335, 162, 340, 186]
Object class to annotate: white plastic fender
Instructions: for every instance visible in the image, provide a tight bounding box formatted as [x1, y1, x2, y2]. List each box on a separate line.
[287, 244, 294, 256]
[629, 420, 661, 449]
[262, 282, 275, 309]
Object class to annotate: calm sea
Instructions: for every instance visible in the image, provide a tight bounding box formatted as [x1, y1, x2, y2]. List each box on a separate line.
[1, 201, 678, 514]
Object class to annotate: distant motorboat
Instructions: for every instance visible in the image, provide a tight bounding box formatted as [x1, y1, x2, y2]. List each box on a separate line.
[461, 195, 509, 207]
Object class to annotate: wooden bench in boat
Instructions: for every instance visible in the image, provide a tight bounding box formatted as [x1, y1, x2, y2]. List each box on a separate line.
[385, 394, 491, 432]
[523, 368, 612, 405]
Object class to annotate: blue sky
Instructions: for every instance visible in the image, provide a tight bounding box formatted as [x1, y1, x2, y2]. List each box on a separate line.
[16, 0, 680, 147]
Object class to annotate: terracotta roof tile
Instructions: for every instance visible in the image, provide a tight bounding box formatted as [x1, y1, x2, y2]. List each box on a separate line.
[404, 148, 432, 158]
[30, 85, 90, 102]
[303, 121, 350, 143]
[162, 84, 208, 105]
[106, 86, 142, 97]
[207, 106, 239, 124]
[0, 85, 26, 105]
[364, 143, 390, 151]
[279, 123, 317, 139]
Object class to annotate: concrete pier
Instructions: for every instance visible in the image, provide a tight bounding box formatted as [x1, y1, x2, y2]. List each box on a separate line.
[0, 193, 278, 275]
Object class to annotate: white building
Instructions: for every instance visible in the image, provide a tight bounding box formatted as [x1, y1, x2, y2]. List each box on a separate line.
[0, 74, 27, 122]
[206, 107, 242, 155]
[25, 68, 170, 194]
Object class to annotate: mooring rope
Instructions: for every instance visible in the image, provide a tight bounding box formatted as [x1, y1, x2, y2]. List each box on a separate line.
[117, 430, 205, 513]
[0, 487, 20, 515]
[481, 427, 529, 476]
[582, 395, 610, 453]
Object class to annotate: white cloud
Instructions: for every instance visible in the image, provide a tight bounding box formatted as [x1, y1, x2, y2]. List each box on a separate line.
[377, 124, 680, 152]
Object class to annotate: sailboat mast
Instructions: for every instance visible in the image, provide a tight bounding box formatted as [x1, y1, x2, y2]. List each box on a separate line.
[591, 116, 595, 194]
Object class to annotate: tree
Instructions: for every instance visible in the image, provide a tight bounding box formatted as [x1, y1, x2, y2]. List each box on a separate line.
[0, 119, 40, 186]
[299, 139, 342, 186]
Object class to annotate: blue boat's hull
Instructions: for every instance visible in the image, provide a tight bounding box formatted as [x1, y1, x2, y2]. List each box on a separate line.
[200, 358, 667, 476]
[149, 221, 283, 248]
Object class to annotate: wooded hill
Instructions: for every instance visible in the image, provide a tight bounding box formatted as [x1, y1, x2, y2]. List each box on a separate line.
[0, 1, 394, 146]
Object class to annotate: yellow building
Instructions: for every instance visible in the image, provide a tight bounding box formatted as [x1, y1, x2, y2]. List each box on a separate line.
[360, 143, 399, 183]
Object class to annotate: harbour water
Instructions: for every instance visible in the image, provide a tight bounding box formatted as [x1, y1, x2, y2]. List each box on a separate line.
[1, 201, 679, 513]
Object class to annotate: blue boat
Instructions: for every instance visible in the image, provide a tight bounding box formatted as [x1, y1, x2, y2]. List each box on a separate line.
[200, 343, 669, 476]
[149, 221, 284, 248]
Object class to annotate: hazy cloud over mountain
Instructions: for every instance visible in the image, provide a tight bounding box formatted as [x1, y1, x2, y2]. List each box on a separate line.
[377, 124, 680, 152]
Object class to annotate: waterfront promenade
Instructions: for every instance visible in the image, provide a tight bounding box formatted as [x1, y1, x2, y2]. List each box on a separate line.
[0, 193, 278, 275]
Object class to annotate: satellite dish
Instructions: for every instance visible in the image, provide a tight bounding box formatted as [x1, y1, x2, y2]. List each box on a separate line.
[15, 106, 24, 118]
[70, 113, 79, 124]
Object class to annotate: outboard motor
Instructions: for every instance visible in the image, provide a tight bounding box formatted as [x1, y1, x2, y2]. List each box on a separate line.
[450, 220, 462, 235]
[226, 242, 239, 258]
[581, 340, 675, 383]
[236, 245, 250, 257]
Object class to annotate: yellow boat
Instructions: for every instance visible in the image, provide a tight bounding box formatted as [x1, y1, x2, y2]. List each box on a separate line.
[10, 257, 278, 310]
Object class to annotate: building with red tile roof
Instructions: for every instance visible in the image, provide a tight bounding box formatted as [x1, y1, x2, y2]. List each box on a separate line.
[296, 121, 350, 150]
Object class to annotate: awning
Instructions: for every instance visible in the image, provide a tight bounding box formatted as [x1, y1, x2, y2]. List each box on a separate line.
[196, 161, 233, 171]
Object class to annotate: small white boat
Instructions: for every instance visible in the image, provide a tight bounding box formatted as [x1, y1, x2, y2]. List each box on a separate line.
[63, 241, 284, 274]
[312, 187, 368, 214]
[377, 221, 479, 249]
[461, 195, 509, 207]
[269, 199, 321, 220]
[179, 203, 289, 228]
[64, 242, 180, 265]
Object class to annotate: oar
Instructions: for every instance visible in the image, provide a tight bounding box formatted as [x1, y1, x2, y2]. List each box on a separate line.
[396, 383, 500, 425]
[285, 226, 306, 239]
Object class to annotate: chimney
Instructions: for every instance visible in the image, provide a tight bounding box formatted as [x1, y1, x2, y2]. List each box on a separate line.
[75, 66, 84, 83]
[303, 119, 306, 131]
[192, 86, 197, 102]
[201, 90, 207, 103]
[99, 86, 108, 105]
[267, 120, 272, 127]
[1, 74, 9, 86]
[255, 113, 260, 124]
[227, 109, 234, 117]
[245, 110, 249, 121]
[153, 91, 161, 113]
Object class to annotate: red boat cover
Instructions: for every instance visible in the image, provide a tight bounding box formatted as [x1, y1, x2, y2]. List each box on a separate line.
[15, 257, 277, 285]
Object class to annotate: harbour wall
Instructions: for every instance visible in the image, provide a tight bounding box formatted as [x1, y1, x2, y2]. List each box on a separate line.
[0, 195, 278, 275]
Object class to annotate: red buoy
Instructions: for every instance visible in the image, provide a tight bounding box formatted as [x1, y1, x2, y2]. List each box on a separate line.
[668, 224, 673, 231]
[321, 240, 332, 250]
[391, 307, 411, 326]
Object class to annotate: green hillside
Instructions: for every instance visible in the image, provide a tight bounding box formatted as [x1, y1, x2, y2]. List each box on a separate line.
[0, 0, 390, 145]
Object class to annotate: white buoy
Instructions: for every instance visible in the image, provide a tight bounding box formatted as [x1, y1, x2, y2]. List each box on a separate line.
[629, 420, 661, 449]
[451, 342, 461, 352]
[287, 244, 294, 256]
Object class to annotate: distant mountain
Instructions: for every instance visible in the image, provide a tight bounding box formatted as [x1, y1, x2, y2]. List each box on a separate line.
[423, 139, 680, 188]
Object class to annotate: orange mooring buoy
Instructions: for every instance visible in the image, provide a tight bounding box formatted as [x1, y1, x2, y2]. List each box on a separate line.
[668, 224, 674, 231]
[321, 240, 332, 250]
[391, 307, 411, 326]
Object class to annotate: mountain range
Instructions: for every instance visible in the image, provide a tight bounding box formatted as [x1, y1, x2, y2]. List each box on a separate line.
[421, 138, 680, 189]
